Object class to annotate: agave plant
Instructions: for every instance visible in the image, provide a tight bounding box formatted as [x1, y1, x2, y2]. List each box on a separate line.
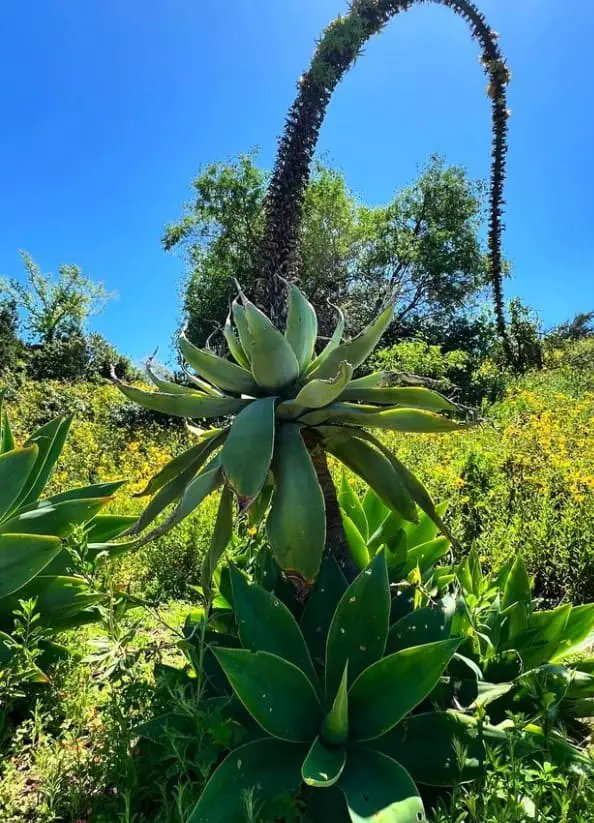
[338, 474, 454, 584]
[0, 393, 135, 635]
[183, 551, 499, 823]
[114, 284, 467, 584]
[445, 551, 594, 737]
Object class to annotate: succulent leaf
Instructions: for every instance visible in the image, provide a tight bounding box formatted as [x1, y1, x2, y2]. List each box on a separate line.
[302, 736, 346, 788]
[213, 647, 323, 742]
[222, 397, 276, 502]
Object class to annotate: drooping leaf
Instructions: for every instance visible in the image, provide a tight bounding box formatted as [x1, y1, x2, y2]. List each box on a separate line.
[186, 738, 306, 823]
[135, 429, 225, 498]
[222, 397, 276, 503]
[0, 498, 109, 537]
[338, 474, 368, 541]
[85, 514, 137, 543]
[201, 486, 234, 593]
[300, 552, 348, 666]
[0, 534, 62, 598]
[114, 380, 251, 419]
[46, 480, 125, 505]
[326, 436, 417, 524]
[325, 551, 390, 700]
[214, 648, 322, 742]
[229, 565, 317, 686]
[266, 424, 325, 582]
[349, 639, 460, 741]
[339, 747, 425, 823]
[340, 386, 457, 412]
[0, 446, 38, 521]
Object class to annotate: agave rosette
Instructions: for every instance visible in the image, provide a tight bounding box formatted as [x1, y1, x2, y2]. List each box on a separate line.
[114, 284, 469, 582]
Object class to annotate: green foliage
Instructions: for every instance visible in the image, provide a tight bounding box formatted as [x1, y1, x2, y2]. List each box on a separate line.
[0, 299, 26, 381]
[0, 392, 133, 646]
[187, 552, 464, 822]
[166, 153, 487, 346]
[118, 284, 468, 584]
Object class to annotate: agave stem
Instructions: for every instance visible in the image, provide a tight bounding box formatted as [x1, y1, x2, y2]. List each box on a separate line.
[258, 0, 513, 362]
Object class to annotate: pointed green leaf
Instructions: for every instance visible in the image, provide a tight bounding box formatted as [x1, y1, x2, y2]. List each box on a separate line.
[402, 537, 450, 576]
[17, 415, 72, 508]
[223, 311, 250, 368]
[135, 429, 226, 498]
[266, 424, 325, 582]
[145, 360, 199, 395]
[512, 604, 572, 670]
[349, 639, 460, 741]
[242, 296, 300, 390]
[222, 397, 276, 502]
[339, 747, 425, 823]
[305, 302, 345, 377]
[46, 480, 125, 504]
[368, 511, 405, 554]
[325, 551, 390, 700]
[322, 663, 349, 745]
[374, 710, 506, 787]
[0, 534, 62, 597]
[314, 404, 467, 433]
[179, 331, 259, 395]
[362, 487, 389, 534]
[1, 408, 16, 454]
[231, 298, 253, 362]
[0, 498, 109, 537]
[502, 554, 532, 611]
[302, 736, 346, 788]
[285, 282, 318, 372]
[309, 302, 394, 381]
[327, 436, 417, 524]
[187, 738, 305, 823]
[114, 380, 251, 419]
[338, 474, 368, 541]
[213, 648, 322, 742]
[553, 604, 594, 661]
[405, 502, 449, 549]
[293, 361, 353, 409]
[229, 565, 317, 685]
[85, 514, 137, 543]
[0, 446, 38, 521]
[300, 552, 348, 666]
[202, 486, 234, 593]
[341, 514, 370, 571]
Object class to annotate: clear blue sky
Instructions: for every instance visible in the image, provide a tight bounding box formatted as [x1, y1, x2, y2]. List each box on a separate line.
[1, 1, 592, 364]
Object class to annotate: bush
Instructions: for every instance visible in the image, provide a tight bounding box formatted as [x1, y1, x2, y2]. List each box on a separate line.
[373, 339, 507, 405]
[384, 366, 594, 603]
[26, 332, 138, 384]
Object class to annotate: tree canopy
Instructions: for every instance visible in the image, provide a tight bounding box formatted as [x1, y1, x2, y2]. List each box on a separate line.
[163, 152, 489, 348]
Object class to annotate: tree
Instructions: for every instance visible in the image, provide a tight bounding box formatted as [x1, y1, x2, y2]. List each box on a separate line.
[0, 251, 115, 345]
[0, 299, 26, 377]
[164, 153, 488, 347]
[548, 311, 594, 344]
